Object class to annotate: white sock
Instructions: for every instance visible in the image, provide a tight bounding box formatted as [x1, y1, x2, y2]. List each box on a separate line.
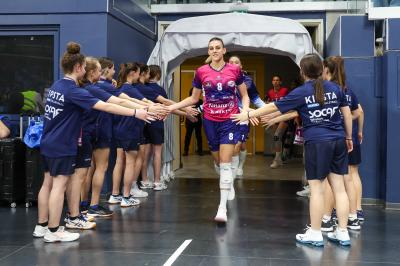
[219, 163, 232, 210]
[231, 155, 239, 179]
[349, 213, 357, 220]
[323, 215, 331, 221]
[214, 162, 220, 175]
[274, 152, 282, 161]
[238, 150, 247, 170]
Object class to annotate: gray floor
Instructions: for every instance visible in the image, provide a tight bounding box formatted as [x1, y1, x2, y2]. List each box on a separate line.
[0, 155, 399, 266]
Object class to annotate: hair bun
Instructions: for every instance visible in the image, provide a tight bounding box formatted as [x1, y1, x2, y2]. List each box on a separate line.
[66, 42, 81, 54]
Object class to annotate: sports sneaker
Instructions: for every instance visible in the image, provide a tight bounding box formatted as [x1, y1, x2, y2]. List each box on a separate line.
[120, 196, 140, 207]
[347, 218, 361, 230]
[296, 228, 324, 247]
[33, 225, 48, 238]
[87, 205, 113, 217]
[131, 185, 148, 198]
[80, 203, 89, 214]
[270, 159, 283, 169]
[153, 182, 167, 191]
[296, 186, 310, 197]
[321, 219, 335, 232]
[327, 228, 351, 246]
[214, 207, 227, 223]
[236, 168, 243, 177]
[44, 226, 80, 243]
[141, 181, 153, 189]
[357, 210, 365, 221]
[65, 215, 96, 230]
[108, 194, 122, 204]
[82, 213, 95, 222]
[228, 183, 235, 201]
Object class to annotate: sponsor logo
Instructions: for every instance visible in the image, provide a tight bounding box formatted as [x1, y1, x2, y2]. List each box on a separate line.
[45, 105, 63, 119]
[227, 80, 235, 87]
[309, 107, 338, 119]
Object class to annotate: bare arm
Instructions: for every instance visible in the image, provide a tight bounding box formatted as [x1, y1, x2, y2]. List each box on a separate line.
[341, 105, 353, 152]
[108, 96, 146, 109]
[119, 93, 150, 106]
[357, 104, 364, 144]
[262, 111, 299, 128]
[0, 120, 10, 139]
[231, 102, 279, 123]
[238, 83, 250, 111]
[167, 88, 201, 111]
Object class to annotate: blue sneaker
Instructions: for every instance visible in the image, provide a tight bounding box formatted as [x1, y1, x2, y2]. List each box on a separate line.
[296, 228, 324, 247]
[327, 229, 351, 246]
[357, 210, 365, 222]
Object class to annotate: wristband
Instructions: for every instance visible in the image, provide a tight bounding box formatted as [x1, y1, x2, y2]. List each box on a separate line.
[133, 109, 137, 118]
[247, 110, 251, 119]
[346, 138, 353, 141]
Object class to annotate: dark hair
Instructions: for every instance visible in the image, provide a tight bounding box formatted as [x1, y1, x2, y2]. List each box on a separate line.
[61, 42, 85, 74]
[99, 57, 114, 70]
[79, 57, 100, 86]
[208, 37, 224, 48]
[149, 65, 161, 80]
[323, 56, 346, 89]
[272, 75, 281, 81]
[138, 63, 149, 75]
[300, 53, 324, 106]
[117, 62, 140, 88]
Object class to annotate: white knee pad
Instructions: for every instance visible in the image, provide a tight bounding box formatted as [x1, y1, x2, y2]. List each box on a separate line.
[219, 163, 233, 190]
[231, 155, 239, 179]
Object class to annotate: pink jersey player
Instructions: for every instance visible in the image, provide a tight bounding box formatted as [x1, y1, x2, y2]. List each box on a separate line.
[192, 63, 244, 122]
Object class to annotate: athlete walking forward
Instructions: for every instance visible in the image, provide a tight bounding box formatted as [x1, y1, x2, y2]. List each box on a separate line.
[232, 53, 353, 247]
[168, 37, 257, 223]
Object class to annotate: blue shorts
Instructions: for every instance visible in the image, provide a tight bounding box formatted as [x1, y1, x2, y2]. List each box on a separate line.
[93, 138, 112, 149]
[42, 156, 76, 177]
[203, 118, 241, 152]
[304, 138, 348, 180]
[75, 136, 93, 169]
[348, 144, 361, 165]
[116, 139, 140, 151]
[143, 124, 164, 145]
[238, 123, 250, 142]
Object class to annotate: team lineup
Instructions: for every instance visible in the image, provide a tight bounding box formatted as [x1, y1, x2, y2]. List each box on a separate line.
[31, 37, 364, 248]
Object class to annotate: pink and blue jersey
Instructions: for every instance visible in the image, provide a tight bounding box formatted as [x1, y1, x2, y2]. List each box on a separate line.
[192, 63, 244, 122]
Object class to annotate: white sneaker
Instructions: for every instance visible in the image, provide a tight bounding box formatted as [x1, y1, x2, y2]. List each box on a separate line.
[33, 225, 48, 238]
[65, 215, 96, 230]
[327, 228, 351, 246]
[214, 208, 227, 223]
[296, 228, 324, 247]
[270, 159, 283, 169]
[236, 168, 243, 177]
[228, 183, 235, 201]
[108, 195, 122, 204]
[153, 182, 167, 191]
[82, 213, 95, 222]
[130, 186, 149, 198]
[163, 175, 170, 183]
[296, 186, 310, 197]
[120, 196, 140, 207]
[44, 226, 80, 243]
[141, 181, 153, 189]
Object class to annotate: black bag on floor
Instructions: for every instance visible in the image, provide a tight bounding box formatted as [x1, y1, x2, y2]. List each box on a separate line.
[25, 147, 44, 207]
[0, 138, 26, 207]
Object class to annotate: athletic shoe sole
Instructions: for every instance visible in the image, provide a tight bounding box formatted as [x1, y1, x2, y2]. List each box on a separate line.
[65, 223, 96, 230]
[86, 213, 113, 217]
[321, 227, 334, 232]
[296, 239, 324, 247]
[327, 237, 351, 246]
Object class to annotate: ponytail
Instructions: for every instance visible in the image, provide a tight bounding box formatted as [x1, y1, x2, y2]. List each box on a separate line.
[117, 63, 128, 88]
[116, 62, 140, 88]
[314, 77, 325, 106]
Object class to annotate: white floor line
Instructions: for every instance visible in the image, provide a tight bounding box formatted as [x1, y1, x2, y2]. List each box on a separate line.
[163, 239, 192, 266]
